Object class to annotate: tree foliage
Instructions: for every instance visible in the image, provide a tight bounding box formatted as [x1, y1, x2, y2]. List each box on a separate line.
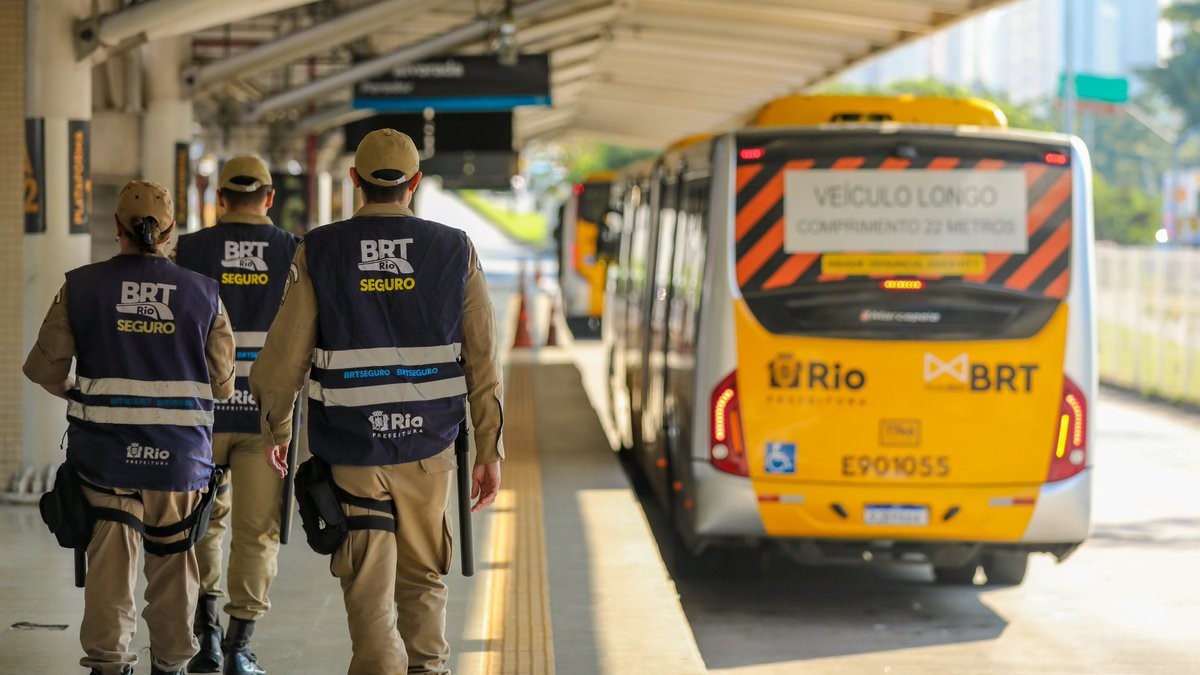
[1142, 2, 1200, 133]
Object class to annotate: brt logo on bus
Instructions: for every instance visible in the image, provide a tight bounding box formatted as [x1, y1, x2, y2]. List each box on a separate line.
[769, 354, 865, 390]
[923, 353, 1038, 393]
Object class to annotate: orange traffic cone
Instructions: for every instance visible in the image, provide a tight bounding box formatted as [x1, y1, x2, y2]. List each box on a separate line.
[545, 295, 562, 347]
[512, 263, 534, 349]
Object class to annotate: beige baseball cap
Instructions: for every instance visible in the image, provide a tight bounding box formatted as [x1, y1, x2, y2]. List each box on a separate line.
[218, 155, 273, 192]
[116, 180, 174, 228]
[354, 129, 420, 187]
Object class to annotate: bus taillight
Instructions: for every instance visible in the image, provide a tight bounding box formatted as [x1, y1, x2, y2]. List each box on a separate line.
[572, 183, 585, 196]
[1048, 376, 1088, 482]
[710, 371, 748, 476]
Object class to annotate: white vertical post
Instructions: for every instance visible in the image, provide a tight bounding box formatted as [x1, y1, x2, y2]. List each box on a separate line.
[341, 175, 356, 220]
[317, 171, 332, 226]
[24, 0, 93, 476]
[141, 37, 195, 230]
[1130, 248, 1143, 389]
[1182, 249, 1197, 402]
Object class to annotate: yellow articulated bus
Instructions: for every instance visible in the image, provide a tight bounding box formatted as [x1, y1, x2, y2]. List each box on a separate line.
[603, 95, 1096, 584]
[557, 171, 616, 336]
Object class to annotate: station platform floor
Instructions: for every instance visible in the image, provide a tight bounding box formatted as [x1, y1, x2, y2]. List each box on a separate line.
[0, 320, 707, 673]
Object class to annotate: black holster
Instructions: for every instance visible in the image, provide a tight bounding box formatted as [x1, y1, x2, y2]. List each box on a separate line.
[294, 455, 395, 555]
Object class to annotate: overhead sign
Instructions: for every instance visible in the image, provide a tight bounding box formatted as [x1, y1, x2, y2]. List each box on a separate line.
[783, 169, 1029, 254]
[174, 143, 191, 227]
[25, 118, 44, 234]
[343, 112, 513, 153]
[352, 55, 550, 112]
[1057, 73, 1129, 105]
[68, 120, 91, 235]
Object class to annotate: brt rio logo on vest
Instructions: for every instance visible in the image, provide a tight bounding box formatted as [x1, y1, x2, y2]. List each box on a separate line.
[221, 240, 270, 285]
[359, 238, 418, 292]
[116, 281, 176, 334]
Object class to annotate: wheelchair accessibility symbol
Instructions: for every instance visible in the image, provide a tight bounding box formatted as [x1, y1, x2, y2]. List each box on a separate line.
[764, 442, 796, 475]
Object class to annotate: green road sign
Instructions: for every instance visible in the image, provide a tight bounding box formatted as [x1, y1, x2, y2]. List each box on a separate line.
[1057, 73, 1129, 104]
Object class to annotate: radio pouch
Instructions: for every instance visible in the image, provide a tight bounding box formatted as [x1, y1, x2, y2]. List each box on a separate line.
[295, 455, 396, 555]
[39, 462, 95, 550]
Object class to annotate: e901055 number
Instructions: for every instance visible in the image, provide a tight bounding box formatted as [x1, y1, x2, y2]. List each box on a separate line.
[841, 455, 950, 478]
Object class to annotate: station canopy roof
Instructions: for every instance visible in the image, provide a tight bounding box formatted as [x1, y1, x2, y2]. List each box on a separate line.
[180, 0, 1017, 149]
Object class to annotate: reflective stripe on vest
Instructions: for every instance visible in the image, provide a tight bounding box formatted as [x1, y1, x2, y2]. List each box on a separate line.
[77, 376, 212, 400]
[308, 376, 468, 407]
[311, 343, 461, 370]
[67, 401, 215, 427]
[235, 331, 269, 348]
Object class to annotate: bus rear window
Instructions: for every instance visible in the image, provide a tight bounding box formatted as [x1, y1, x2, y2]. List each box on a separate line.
[733, 132, 1073, 340]
[579, 183, 611, 224]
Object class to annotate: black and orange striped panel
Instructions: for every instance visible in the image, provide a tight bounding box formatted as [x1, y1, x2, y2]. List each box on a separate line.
[733, 156, 1073, 299]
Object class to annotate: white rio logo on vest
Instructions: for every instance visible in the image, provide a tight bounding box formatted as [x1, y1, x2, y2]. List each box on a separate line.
[126, 442, 171, 462]
[368, 410, 424, 433]
[117, 281, 176, 320]
[359, 239, 415, 275]
[221, 241, 269, 272]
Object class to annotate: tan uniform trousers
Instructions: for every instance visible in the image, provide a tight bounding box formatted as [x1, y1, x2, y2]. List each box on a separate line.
[331, 448, 456, 675]
[195, 432, 283, 620]
[80, 481, 203, 675]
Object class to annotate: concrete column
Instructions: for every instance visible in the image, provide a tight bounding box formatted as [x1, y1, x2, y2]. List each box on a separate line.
[141, 37, 194, 230]
[22, 0, 92, 489]
[0, 3, 27, 488]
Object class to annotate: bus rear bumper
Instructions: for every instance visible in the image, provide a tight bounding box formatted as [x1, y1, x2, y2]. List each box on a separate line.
[692, 461, 765, 538]
[1019, 468, 1091, 545]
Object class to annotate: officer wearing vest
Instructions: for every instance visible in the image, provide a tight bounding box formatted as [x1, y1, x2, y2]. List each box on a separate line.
[23, 181, 236, 675]
[174, 156, 300, 675]
[249, 129, 504, 674]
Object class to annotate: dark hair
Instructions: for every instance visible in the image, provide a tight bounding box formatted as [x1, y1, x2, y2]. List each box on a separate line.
[219, 186, 273, 210]
[129, 216, 159, 254]
[360, 182, 411, 204]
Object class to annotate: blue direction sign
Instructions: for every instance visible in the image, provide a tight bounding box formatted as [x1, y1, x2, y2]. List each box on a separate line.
[353, 55, 551, 112]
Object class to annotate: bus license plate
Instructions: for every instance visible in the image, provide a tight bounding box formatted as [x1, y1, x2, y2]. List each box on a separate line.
[864, 505, 929, 526]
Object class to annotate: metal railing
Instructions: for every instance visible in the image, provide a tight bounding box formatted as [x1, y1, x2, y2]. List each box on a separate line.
[1096, 244, 1200, 404]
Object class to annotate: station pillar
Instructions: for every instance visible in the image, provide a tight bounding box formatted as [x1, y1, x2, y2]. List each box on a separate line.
[21, 0, 93, 487]
[0, 3, 27, 486]
[141, 37, 195, 231]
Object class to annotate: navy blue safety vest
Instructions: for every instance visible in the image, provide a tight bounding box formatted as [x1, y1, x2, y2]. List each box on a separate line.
[304, 214, 469, 466]
[176, 217, 299, 434]
[65, 255, 221, 492]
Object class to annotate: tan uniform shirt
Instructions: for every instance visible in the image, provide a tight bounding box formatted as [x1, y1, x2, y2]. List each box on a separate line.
[249, 202, 505, 465]
[22, 255, 237, 400]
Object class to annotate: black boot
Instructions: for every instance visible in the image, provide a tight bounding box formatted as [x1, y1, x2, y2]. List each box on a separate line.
[222, 618, 266, 675]
[189, 594, 224, 672]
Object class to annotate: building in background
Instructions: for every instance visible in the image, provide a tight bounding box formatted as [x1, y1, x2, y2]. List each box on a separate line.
[840, 0, 1161, 102]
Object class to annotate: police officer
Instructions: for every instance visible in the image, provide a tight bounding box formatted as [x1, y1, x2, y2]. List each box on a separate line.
[174, 156, 299, 675]
[23, 181, 236, 675]
[249, 129, 504, 674]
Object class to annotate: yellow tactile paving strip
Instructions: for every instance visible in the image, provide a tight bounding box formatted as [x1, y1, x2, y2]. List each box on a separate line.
[482, 361, 555, 674]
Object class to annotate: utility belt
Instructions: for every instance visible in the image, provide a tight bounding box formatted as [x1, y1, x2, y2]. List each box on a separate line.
[39, 462, 223, 557]
[294, 455, 396, 555]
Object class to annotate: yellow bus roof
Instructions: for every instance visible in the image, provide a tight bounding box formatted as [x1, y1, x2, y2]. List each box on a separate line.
[582, 170, 618, 184]
[753, 94, 1007, 129]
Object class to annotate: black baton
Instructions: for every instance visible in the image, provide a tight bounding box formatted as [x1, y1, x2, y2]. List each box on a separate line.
[74, 547, 86, 588]
[455, 419, 474, 577]
[279, 396, 301, 545]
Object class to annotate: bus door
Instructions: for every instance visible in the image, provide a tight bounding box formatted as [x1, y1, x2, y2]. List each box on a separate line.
[640, 169, 682, 498]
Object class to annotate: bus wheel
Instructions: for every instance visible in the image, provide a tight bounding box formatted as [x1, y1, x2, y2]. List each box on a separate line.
[983, 551, 1029, 586]
[933, 560, 980, 585]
